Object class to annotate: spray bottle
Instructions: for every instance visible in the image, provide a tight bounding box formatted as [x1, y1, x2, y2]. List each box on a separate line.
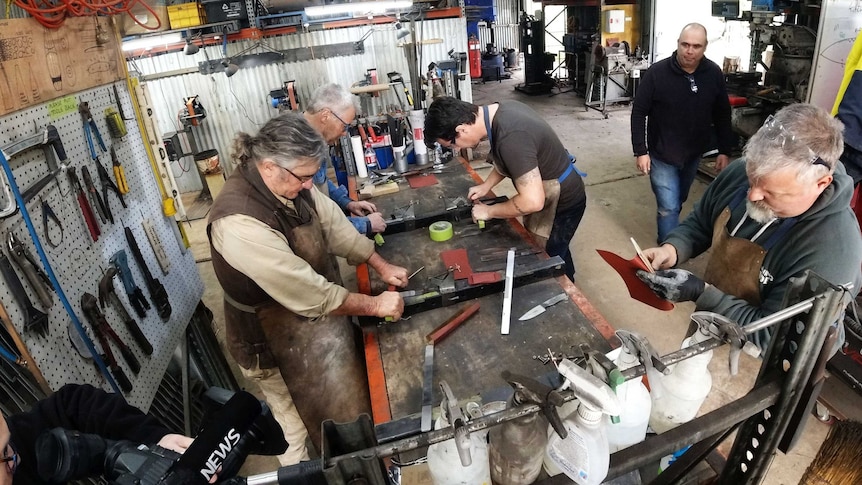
[649, 312, 718, 434]
[488, 371, 566, 485]
[546, 358, 621, 485]
[427, 382, 492, 485]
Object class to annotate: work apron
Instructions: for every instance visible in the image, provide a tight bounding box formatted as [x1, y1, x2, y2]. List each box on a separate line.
[224, 204, 371, 453]
[703, 190, 798, 305]
[703, 208, 765, 305]
[484, 105, 565, 247]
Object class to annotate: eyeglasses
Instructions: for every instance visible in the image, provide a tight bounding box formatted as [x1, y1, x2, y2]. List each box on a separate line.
[277, 164, 315, 183]
[2, 441, 18, 475]
[329, 109, 351, 130]
[686, 74, 698, 93]
[761, 115, 830, 168]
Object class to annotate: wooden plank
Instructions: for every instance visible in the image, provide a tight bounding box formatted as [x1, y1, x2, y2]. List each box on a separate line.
[0, 17, 125, 117]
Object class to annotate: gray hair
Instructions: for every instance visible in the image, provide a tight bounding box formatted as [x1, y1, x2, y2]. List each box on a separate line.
[745, 103, 844, 184]
[231, 112, 327, 170]
[307, 83, 355, 115]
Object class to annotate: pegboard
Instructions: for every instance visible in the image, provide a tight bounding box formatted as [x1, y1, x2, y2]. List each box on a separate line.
[0, 81, 204, 411]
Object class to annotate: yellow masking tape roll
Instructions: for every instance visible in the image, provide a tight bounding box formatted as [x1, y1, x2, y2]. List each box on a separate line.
[429, 221, 454, 242]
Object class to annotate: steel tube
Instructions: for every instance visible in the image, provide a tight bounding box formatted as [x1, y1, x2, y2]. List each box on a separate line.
[620, 297, 816, 381]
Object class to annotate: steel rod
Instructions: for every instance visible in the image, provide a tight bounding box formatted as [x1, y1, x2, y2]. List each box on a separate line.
[621, 297, 816, 381]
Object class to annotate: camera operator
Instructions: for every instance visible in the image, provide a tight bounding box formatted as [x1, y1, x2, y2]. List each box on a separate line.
[1, 383, 193, 484]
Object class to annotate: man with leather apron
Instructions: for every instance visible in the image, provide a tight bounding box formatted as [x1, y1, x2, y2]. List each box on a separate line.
[424, 97, 587, 281]
[208, 113, 408, 465]
[635, 103, 862, 353]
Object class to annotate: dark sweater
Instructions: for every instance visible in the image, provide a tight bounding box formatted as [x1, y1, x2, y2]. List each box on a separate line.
[6, 384, 170, 484]
[666, 159, 862, 349]
[631, 52, 734, 167]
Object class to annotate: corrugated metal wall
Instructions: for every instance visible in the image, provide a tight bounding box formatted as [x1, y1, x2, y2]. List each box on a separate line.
[478, 0, 520, 52]
[129, 17, 468, 190]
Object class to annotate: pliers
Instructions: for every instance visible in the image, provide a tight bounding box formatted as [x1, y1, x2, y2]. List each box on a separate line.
[110, 250, 150, 319]
[40, 197, 62, 248]
[97, 158, 126, 224]
[110, 146, 129, 194]
[79, 101, 106, 160]
[81, 165, 108, 224]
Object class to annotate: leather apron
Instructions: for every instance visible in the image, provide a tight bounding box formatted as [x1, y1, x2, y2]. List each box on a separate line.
[255, 210, 371, 453]
[212, 171, 370, 453]
[703, 189, 799, 306]
[485, 105, 561, 248]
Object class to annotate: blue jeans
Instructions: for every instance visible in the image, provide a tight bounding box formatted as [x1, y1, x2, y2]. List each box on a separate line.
[650, 156, 700, 243]
[546, 198, 587, 282]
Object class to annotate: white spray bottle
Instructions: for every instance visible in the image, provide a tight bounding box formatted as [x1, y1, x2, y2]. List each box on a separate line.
[546, 358, 621, 485]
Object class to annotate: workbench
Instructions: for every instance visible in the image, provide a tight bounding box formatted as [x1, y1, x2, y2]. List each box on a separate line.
[355, 157, 616, 424]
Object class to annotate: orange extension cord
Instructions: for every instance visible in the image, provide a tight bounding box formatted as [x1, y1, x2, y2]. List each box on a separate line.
[14, 0, 162, 30]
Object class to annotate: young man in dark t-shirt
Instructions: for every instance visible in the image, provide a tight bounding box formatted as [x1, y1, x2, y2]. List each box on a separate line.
[425, 97, 586, 281]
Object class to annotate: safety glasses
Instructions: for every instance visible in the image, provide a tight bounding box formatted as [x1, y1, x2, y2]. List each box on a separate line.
[761, 115, 830, 168]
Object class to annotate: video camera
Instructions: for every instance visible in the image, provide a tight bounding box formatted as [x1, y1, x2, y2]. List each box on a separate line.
[35, 388, 287, 484]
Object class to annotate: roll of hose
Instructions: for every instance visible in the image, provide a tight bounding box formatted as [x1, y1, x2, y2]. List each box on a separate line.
[429, 221, 453, 242]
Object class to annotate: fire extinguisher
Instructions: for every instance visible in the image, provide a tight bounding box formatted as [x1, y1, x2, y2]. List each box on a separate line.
[468, 34, 482, 79]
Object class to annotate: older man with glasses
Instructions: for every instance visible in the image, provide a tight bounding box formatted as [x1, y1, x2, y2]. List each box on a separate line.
[303, 83, 387, 238]
[636, 103, 862, 354]
[1, 384, 192, 484]
[208, 112, 408, 466]
[631, 22, 736, 244]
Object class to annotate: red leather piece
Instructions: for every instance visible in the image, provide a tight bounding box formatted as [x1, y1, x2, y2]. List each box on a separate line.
[441, 248, 472, 280]
[407, 174, 439, 188]
[596, 249, 675, 311]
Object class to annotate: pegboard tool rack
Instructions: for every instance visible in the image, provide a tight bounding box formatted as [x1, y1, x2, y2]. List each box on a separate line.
[0, 80, 205, 412]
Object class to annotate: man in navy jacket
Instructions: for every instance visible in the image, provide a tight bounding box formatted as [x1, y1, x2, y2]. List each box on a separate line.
[631, 23, 735, 243]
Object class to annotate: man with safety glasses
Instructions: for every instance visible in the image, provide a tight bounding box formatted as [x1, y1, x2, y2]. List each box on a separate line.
[636, 103, 862, 353]
[303, 83, 387, 238]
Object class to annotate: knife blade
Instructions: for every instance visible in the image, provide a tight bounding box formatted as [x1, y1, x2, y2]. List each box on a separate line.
[518, 293, 569, 321]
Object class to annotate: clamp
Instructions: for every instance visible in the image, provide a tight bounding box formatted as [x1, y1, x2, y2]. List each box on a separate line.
[616, 330, 670, 398]
[691, 311, 756, 376]
[438, 380, 473, 467]
[6, 231, 53, 310]
[502, 370, 568, 440]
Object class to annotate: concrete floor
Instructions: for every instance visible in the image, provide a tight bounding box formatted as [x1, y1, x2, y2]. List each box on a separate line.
[185, 72, 834, 484]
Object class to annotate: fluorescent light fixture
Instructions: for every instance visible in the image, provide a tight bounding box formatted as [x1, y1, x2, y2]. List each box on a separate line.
[305, 1, 412, 17]
[122, 32, 183, 51]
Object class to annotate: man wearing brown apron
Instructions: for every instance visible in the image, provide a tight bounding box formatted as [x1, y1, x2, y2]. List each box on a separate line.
[424, 97, 587, 281]
[637, 103, 862, 352]
[207, 113, 409, 465]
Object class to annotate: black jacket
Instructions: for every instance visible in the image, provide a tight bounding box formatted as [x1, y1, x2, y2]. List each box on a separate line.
[631, 52, 734, 167]
[6, 384, 170, 484]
